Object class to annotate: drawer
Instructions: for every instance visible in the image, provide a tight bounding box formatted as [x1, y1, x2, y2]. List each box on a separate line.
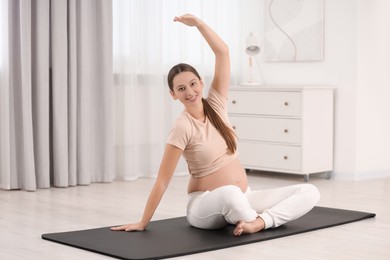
[238, 142, 301, 171]
[228, 91, 301, 117]
[229, 116, 301, 144]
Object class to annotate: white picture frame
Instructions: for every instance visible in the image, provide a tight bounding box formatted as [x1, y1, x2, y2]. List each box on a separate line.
[264, 0, 324, 62]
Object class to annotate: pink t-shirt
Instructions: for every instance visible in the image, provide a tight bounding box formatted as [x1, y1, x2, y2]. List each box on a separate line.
[167, 87, 237, 178]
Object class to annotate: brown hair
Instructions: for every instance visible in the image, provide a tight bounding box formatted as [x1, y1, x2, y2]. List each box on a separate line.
[168, 63, 237, 154]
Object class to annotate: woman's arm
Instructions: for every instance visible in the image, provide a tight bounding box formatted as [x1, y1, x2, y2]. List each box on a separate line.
[174, 14, 230, 98]
[111, 144, 183, 231]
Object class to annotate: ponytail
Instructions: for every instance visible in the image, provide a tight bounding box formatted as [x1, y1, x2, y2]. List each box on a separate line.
[202, 98, 237, 154]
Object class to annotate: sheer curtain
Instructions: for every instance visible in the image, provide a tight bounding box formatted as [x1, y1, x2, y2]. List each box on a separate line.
[0, 0, 9, 187]
[113, 0, 243, 180]
[0, 0, 114, 191]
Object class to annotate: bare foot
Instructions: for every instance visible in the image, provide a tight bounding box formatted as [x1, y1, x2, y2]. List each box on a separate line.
[233, 217, 265, 236]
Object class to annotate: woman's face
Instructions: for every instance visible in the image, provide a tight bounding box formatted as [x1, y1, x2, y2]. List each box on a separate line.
[170, 71, 204, 108]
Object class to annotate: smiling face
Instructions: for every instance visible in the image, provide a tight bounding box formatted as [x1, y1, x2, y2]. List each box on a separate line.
[170, 71, 204, 108]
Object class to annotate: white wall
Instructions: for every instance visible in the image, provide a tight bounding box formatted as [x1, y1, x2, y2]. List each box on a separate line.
[239, 0, 390, 180]
[355, 0, 390, 180]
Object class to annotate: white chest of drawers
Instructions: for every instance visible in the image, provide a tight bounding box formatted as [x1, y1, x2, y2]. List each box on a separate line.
[228, 86, 334, 181]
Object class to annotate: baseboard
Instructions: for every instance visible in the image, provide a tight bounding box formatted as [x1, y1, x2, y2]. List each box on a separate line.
[353, 170, 390, 181]
[332, 170, 390, 181]
[123, 171, 188, 182]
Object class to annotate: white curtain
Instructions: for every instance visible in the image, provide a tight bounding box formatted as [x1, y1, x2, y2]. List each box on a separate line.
[0, 0, 114, 191]
[0, 0, 10, 187]
[113, 0, 243, 180]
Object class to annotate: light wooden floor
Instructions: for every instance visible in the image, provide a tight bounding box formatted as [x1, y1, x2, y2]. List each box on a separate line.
[1, 171, 389, 260]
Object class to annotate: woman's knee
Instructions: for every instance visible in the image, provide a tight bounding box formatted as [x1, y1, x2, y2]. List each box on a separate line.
[301, 183, 321, 205]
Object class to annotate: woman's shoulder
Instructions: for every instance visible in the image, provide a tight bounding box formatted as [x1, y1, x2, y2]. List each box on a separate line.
[174, 111, 192, 124]
[170, 111, 193, 133]
[167, 111, 193, 150]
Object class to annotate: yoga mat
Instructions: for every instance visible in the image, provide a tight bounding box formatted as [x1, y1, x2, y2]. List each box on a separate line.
[42, 206, 375, 260]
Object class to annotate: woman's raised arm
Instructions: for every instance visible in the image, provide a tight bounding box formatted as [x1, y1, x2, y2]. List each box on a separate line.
[174, 14, 230, 97]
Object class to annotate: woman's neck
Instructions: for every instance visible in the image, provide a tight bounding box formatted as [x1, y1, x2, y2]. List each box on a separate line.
[186, 103, 205, 122]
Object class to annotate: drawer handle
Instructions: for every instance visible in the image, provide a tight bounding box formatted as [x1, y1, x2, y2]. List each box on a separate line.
[232, 100, 237, 104]
[284, 156, 288, 160]
[284, 102, 289, 106]
[284, 129, 289, 133]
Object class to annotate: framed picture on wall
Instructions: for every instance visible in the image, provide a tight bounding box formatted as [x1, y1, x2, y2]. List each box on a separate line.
[264, 0, 324, 62]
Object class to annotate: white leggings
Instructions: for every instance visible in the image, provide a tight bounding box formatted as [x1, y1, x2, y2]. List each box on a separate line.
[186, 184, 320, 230]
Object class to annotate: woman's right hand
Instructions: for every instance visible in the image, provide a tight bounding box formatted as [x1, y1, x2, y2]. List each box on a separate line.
[110, 222, 147, 232]
[173, 14, 202, 27]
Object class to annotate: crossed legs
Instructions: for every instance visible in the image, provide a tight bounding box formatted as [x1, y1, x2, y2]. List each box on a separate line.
[186, 184, 320, 236]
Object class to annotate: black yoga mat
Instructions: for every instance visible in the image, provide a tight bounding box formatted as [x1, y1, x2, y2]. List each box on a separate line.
[42, 206, 375, 260]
